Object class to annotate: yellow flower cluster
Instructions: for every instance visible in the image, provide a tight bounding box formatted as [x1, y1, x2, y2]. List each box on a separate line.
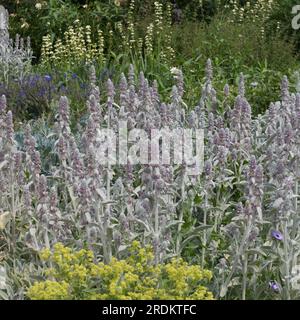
[27, 241, 213, 300]
[40, 24, 106, 67]
[223, 0, 278, 40]
[27, 280, 70, 300]
[225, 0, 277, 35]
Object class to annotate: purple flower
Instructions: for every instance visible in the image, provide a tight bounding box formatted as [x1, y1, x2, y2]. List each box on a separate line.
[269, 281, 280, 293]
[44, 75, 52, 82]
[271, 230, 283, 241]
[281, 75, 289, 101]
[205, 58, 213, 81]
[224, 84, 230, 97]
[59, 85, 66, 93]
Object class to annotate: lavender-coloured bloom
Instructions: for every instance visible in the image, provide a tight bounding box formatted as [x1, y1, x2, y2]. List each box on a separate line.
[37, 174, 48, 202]
[119, 73, 128, 106]
[271, 230, 283, 241]
[128, 64, 135, 86]
[269, 281, 280, 293]
[88, 94, 100, 115]
[59, 85, 66, 93]
[188, 110, 197, 128]
[218, 128, 227, 146]
[217, 145, 228, 164]
[238, 73, 245, 97]
[32, 150, 41, 176]
[275, 161, 285, 177]
[248, 155, 257, 177]
[281, 75, 289, 101]
[207, 112, 215, 131]
[49, 187, 60, 220]
[23, 184, 32, 210]
[58, 96, 70, 124]
[255, 164, 263, 184]
[89, 65, 96, 84]
[205, 58, 213, 81]
[171, 85, 180, 106]
[56, 136, 67, 161]
[284, 121, 293, 144]
[0, 95, 7, 113]
[107, 78, 115, 107]
[24, 123, 36, 154]
[224, 84, 230, 97]
[6, 110, 14, 144]
[79, 179, 91, 204]
[241, 98, 251, 119]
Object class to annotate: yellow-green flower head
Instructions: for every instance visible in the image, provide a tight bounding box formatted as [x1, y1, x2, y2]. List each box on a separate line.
[27, 242, 214, 300]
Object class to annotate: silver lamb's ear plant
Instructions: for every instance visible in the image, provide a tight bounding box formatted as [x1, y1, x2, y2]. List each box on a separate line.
[0, 6, 33, 85]
[0, 6, 9, 43]
[3, 61, 300, 299]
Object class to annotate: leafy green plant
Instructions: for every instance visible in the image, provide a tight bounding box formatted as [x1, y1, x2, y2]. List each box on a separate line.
[172, 12, 299, 114]
[268, 0, 300, 49]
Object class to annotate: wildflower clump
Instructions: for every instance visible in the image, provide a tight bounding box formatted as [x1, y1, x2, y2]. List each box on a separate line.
[27, 241, 213, 300]
[39, 1, 174, 68]
[27, 281, 70, 300]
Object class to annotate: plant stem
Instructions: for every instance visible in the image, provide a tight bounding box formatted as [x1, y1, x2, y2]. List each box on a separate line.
[201, 194, 208, 268]
[220, 217, 252, 298]
[10, 166, 16, 256]
[283, 219, 291, 300]
[176, 168, 186, 256]
[104, 105, 112, 263]
[242, 252, 248, 300]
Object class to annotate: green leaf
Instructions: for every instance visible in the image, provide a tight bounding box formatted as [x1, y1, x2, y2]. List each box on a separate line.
[0, 289, 8, 300]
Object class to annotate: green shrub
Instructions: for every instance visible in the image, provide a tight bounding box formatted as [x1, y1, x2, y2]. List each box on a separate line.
[172, 13, 300, 114]
[7, 0, 128, 61]
[269, 0, 300, 49]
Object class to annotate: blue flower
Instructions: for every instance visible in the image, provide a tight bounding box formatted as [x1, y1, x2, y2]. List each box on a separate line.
[271, 230, 283, 241]
[59, 85, 66, 93]
[269, 281, 280, 293]
[44, 75, 52, 82]
[19, 90, 26, 97]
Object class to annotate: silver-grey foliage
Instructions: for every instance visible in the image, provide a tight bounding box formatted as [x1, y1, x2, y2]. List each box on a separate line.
[0, 5, 33, 84]
[1, 61, 300, 300]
